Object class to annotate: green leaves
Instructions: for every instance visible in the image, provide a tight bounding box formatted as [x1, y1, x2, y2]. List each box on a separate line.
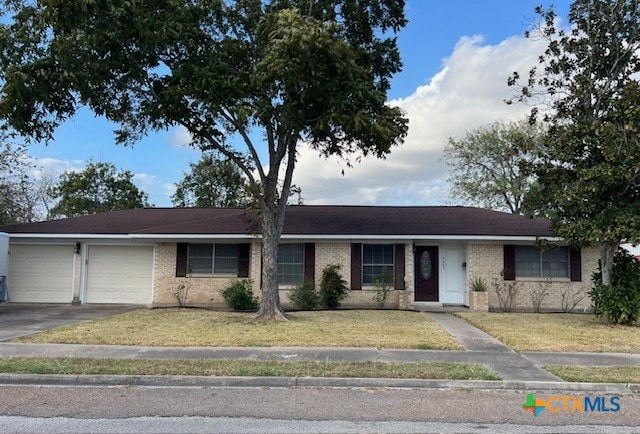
[171, 154, 251, 208]
[510, 1, 640, 247]
[49, 161, 149, 218]
[0, 0, 407, 317]
[442, 120, 544, 215]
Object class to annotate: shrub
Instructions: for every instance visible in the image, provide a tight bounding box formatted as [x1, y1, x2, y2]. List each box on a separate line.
[591, 249, 640, 325]
[319, 264, 348, 309]
[222, 280, 258, 311]
[529, 279, 550, 313]
[372, 270, 393, 309]
[469, 277, 487, 292]
[169, 279, 190, 308]
[560, 287, 587, 313]
[288, 280, 318, 310]
[493, 279, 519, 312]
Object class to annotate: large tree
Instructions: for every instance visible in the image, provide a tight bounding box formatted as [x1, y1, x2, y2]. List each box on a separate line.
[508, 0, 640, 288]
[442, 120, 544, 215]
[172, 154, 250, 208]
[49, 161, 150, 218]
[0, 1, 408, 320]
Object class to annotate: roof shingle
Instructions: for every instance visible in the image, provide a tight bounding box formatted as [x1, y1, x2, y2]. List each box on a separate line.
[0, 206, 552, 237]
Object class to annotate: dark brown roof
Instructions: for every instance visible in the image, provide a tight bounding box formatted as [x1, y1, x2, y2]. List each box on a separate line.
[0, 206, 552, 237]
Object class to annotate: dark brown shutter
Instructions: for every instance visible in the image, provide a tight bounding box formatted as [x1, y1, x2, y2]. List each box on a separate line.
[503, 245, 516, 281]
[237, 243, 251, 278]
[176, 243, 188, 277]
[351, 243, 362, 290]
[569, 247, 582, 282]
[394, 243, 405, 290]
[304, 243, 315, 283]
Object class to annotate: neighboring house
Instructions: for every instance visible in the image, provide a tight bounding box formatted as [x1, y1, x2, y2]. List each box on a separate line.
[0, 206, 598, 311]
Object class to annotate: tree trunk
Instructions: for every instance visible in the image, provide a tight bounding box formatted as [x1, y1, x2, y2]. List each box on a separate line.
[254, 205, 288, 321]
[600, 243, 617, 287]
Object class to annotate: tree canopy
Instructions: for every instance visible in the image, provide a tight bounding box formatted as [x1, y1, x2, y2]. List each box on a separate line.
[49, 161, 150, 218]
[172, 154, 251, 208]
[0, 0, 408, 320]
[508, 0, 640, 288]
[442, 120, 544, 215]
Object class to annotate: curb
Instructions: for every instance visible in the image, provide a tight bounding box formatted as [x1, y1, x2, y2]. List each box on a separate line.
[0, 374, 638, 393]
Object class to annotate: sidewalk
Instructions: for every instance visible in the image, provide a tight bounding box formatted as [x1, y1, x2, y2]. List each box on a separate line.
[0, 312, 638, 390]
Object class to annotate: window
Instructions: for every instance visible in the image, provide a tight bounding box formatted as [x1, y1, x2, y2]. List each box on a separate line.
[187, 244, 238, 274]
[362, 244, 394, 285]
[515, 246, 569, 278]
[277, 244, 304, 285]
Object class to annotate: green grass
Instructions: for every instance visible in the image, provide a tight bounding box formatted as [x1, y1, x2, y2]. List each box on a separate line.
[0, 357, 499, 380]
[455, 312, 640, 353]
[545, 366, 640, 383]
[14, 309, 461, 350]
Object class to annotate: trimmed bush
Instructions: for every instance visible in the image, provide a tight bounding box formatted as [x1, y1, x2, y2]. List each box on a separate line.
[288, 280, 319, 310]
[591, 249, 640, 325]
[319, 264, 348, 309]
[222, 280, 258, 311]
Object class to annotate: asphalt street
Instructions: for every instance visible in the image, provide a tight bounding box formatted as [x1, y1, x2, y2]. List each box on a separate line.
[0, 385, 637, 433]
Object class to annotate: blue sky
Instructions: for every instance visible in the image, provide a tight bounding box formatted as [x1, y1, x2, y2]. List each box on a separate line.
[24, 0, 571, 207]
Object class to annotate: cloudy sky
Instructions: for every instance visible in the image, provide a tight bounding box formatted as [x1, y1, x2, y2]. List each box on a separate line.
[23, 0, 571, 207]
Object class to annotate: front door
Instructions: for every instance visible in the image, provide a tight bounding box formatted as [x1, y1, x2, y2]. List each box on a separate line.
[415, 246, 438, 301]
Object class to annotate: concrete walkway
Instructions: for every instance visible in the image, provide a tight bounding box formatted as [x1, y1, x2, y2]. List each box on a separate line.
[424, 312, 562, 382]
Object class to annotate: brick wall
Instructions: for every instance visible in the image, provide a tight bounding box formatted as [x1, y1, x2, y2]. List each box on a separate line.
[279, 242, 413, 310]
[467, 243, 599, 312]
[152, 242, 259, 307]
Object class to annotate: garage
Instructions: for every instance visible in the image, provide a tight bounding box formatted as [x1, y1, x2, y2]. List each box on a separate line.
[7, 244, 75, 303]
[85, 245, 153, 304]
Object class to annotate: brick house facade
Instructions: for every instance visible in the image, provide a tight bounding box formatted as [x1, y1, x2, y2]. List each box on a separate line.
[2, 206, 599, 311]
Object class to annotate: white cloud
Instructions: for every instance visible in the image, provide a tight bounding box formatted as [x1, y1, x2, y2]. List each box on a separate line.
[292, 33, 548, 205]
[162, 182, 177, 199]
[165, 126, 193, 150]
[28, 157, 85, 179]
[132, 172, 158, 187]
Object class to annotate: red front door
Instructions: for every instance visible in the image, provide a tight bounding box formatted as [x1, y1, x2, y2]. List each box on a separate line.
[415, 246, 438, 301]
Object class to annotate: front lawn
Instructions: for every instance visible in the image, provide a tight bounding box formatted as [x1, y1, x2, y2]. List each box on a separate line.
[545, 366, 640, 383]
[15, 309, 461, 350]
[0, 357, 497, 380]
[455, 312, 640, 353]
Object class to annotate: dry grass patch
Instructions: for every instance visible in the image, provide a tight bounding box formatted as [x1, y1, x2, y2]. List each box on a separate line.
[15, 309, 461, 350]
[0, 357, 496, 380]
[545, 366, 640, 383]
[455, 312, 640, 353]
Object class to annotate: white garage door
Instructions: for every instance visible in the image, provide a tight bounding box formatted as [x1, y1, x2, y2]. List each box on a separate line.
[85, 245, 153, 304]
[8, 244, 74, 303]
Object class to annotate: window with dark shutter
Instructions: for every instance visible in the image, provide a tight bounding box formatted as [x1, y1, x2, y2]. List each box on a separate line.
[176, 243, 188, 277]
[569, 247, 582, 282]
[277, 244, 304, 285]
[351, 243, 362, 290]
[503, 245, 516, 281]
[237, 243, 250, 278]
[304, 243, 315, 283]
[394, 244, 405, 290]
[362, 244, 394, 285]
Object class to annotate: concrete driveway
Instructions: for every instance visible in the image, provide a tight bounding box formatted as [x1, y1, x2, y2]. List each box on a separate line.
[0, 304, 139, 341]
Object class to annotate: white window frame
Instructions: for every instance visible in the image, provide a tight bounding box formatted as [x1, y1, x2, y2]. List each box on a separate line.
[277, 244, 305, 286]
[362, 244, 394, 286]
[515, 246, 569, 278]
[187, 243, 239, 275]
